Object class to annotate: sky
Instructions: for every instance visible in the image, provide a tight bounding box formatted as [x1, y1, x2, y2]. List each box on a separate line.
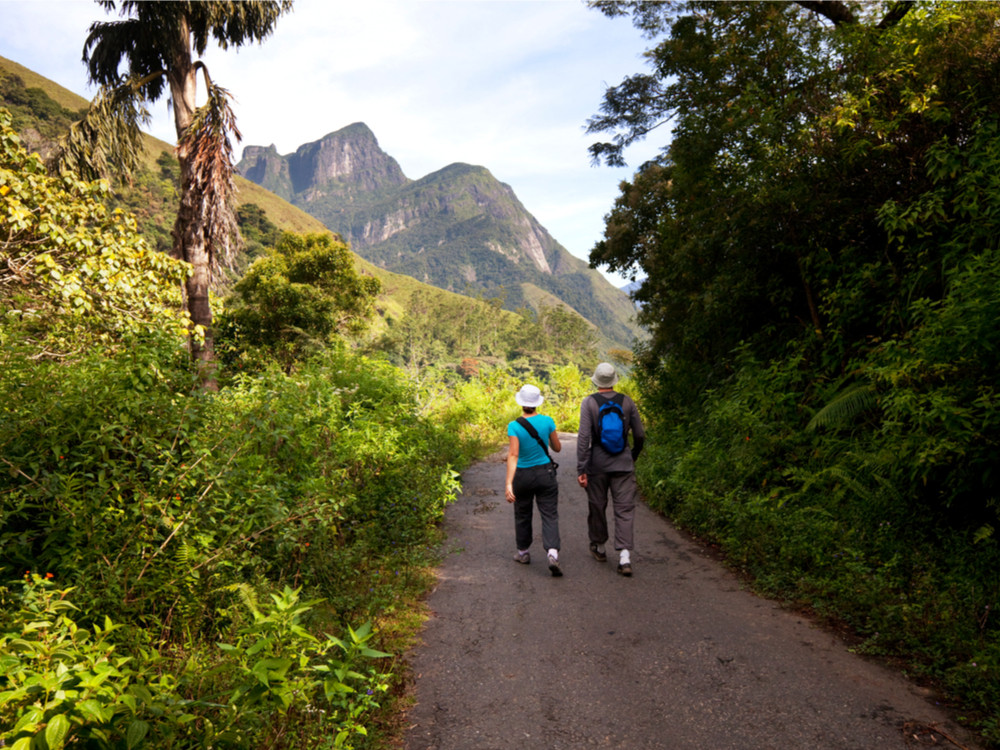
[0, 0, 666, 286]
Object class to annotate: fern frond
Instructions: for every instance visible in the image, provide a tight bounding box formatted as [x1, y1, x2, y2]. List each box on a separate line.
[807, 382, 878, 431]
[973, 524, 995, 544]
[219, 582, 260, 615]
[175, 540, 193, 567]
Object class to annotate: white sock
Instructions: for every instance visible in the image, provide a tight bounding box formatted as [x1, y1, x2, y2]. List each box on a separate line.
[518, 549, 529, 556]
[596, 543, 606, 554]
[619, 549, 630, 565]
[547, 549, 558, 561]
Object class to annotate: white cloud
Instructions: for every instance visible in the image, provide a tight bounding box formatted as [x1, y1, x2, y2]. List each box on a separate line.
[1, 0, 665, 286]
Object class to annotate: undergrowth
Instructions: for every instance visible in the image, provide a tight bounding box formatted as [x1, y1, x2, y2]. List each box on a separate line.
[637, 342, 1000, 747]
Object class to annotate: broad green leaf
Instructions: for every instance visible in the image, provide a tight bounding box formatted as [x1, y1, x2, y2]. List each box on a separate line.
[44, 713, 71, 749]
[126, 719, 150, 749]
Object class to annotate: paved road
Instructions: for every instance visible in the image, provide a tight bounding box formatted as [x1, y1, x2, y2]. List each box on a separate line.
[403, 436, 978, 750]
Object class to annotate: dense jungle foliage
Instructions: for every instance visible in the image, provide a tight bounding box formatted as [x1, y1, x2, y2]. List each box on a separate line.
[588, 1, 1000, 743]
[0, 108, 601, 749]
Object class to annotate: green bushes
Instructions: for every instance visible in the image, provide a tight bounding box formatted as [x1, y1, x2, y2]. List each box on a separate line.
[217, 232, 381, 372]
[637, 338, 1000, 744]
[0, 332, 463, 747]
[427, 362, 598, 465]
[0, 577, 390, 749]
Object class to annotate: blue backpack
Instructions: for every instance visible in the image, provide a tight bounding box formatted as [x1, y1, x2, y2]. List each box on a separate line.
[595, 393, 627, 454]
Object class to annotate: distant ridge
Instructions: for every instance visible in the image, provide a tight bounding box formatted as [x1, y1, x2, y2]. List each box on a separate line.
[238, 124, 642, 348]
[0, 54, 533, 345]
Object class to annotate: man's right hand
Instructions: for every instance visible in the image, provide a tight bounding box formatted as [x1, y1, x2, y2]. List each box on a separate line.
[577, 474, 588, 488]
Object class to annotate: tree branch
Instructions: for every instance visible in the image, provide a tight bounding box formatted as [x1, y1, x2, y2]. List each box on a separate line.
[878, 1, 916, 29]
[795, 0, 916, 30]
[794, 1, 857, 26]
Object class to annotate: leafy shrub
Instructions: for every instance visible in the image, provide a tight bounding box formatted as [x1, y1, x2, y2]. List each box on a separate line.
[0, 577, 392, 750]
[1, 337, 462, 629]
[0, 575, 194, 749]
[0, 335, 466, 745]
[0, 109, 190, 354]
[636, 344, 1000, 744]
[217, 231, 381, 373]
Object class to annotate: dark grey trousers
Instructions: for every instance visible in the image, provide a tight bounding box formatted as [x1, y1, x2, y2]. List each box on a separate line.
[512, 464, 560, 552]
[585, 471, 638, 551]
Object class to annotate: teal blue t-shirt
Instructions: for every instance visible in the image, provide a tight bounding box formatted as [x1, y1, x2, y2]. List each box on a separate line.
[507, 415, 557, 468]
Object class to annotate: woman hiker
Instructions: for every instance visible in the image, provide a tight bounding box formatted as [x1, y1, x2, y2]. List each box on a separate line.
[505, 384, 563, 576]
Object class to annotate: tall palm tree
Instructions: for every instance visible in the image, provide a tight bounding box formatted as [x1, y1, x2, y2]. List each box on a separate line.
[75, 0, 293, 388]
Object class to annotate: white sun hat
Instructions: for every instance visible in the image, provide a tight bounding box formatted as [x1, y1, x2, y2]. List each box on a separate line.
[515, 384, 544, 408]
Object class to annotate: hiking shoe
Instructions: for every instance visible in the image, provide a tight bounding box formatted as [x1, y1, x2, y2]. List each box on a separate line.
[589, 542, 607, 563]
[548, 553, 563, 577]
[617, 562, 633, 577]
[514, 551, 530, 565]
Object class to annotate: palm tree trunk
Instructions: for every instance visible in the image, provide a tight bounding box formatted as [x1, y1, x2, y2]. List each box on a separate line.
[175, 180, 216, 388]
[168, 16, 217, 390]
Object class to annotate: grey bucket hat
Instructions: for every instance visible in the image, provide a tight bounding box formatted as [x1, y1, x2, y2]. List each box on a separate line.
[591, 362, 619, 389]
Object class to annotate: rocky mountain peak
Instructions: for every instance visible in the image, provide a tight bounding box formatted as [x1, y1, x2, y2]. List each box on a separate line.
[237, 123, 642, 347]
[237, 123, 409, 202]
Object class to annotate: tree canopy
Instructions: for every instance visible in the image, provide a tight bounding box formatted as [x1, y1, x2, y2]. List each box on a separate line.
[218, 231, 381, 372]
[588, 0, 1000, 377]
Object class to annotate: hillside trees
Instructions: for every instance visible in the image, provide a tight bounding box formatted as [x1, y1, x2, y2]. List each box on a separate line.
[589, 1, 871, 374]
[589, 0, 1000, 394]
[588, 0, 1000, 459]
[0, 110, 189, 354]
[67, 0, 292, 387]
[218, 231, 381, 372]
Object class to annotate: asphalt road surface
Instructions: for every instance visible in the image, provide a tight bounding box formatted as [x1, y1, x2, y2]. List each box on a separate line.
[403, 435, 979, 750]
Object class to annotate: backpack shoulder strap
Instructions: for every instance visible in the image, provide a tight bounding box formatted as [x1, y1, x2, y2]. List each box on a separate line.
[593, 392, 624, 406]
[516, 416, 554, 464]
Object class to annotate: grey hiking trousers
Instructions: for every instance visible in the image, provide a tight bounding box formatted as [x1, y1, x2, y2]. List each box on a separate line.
[585, 471, 638, 551]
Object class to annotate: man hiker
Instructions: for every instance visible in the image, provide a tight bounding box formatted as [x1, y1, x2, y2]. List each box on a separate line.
[576, 363, 645, 576]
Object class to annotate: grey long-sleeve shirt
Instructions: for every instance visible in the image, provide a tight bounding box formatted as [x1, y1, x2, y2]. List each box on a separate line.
[576, 390, 645, 475]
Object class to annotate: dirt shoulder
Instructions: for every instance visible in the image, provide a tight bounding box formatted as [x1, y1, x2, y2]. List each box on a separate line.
[403, 435, 979, 750]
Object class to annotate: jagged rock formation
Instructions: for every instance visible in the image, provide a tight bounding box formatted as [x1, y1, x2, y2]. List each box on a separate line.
[237, 123, 641, 347]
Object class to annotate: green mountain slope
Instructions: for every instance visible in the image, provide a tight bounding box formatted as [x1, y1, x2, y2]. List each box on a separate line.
[237, 124, 643, 348]
[0, 55, 537, 345]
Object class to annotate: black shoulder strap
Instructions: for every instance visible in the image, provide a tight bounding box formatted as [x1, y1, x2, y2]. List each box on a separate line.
[593, 392, 625, 408]
[516, 417, 554, 464]
[591, 393, 606, 440]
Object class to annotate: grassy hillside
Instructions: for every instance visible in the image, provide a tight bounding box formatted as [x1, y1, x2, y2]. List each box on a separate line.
[0, 54, 537, 350]
[0, 56, 83, 110]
